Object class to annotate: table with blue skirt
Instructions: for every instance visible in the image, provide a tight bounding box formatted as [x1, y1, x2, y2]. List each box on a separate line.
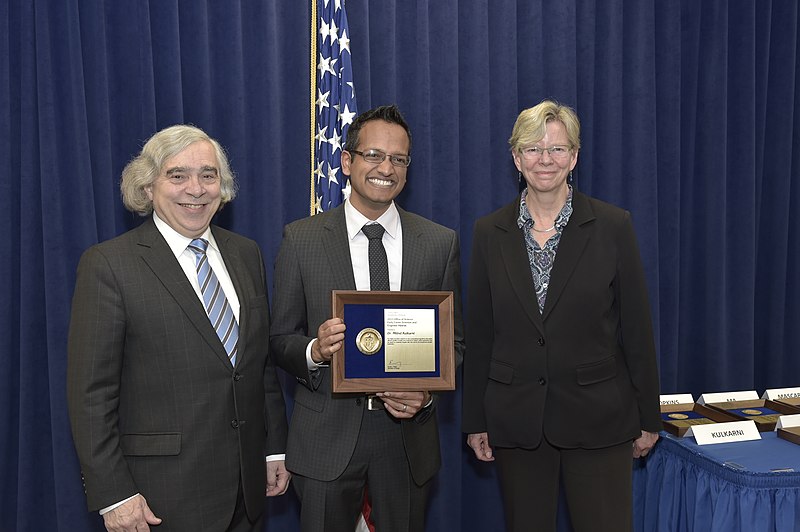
[633, 430, 800, 531]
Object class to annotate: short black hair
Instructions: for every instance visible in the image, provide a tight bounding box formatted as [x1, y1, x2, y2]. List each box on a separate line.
[343, 104, 412, 153]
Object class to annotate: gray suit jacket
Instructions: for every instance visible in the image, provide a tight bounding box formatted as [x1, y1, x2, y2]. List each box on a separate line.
[270, 204, 464, 485]
[67, 217, 288, 530]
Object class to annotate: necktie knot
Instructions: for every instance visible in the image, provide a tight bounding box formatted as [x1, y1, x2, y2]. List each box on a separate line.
[188, 238, 209, 256]
[362, 223, 385, 241]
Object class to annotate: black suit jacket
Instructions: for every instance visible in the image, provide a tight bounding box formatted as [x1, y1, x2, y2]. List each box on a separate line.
[270, 205, 465, 485]
[462, 191, 661, 449]
[67, 217, 288, 530]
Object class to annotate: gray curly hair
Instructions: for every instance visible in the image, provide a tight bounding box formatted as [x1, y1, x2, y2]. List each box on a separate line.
[120, 125, 237, 215]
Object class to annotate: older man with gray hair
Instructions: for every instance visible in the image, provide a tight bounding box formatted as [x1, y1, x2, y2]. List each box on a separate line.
[67, 125, 290, 532]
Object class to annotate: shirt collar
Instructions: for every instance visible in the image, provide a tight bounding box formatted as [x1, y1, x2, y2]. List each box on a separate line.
[344, 199, 400, 241]
[517, 185, 574, 231]
[152, 211, 219, 258]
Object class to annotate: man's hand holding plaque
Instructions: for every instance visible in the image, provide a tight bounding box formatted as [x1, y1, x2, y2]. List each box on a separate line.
[312, 318, 346, 364]
[377, 390, 432, 419]
[315, 316, 433, 418]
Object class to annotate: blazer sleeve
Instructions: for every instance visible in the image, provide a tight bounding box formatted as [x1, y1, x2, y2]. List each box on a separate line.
[66, 246, 138, 512]
[269, 223, 323, 391]
[442, 229, 466, 369]
[253, 244, 289, 454]
[616, 211, 662, 432]
[461, 218, 494, 434]
[411, 227, 464, 425]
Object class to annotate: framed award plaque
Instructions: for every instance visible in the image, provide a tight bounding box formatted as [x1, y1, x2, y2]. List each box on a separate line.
[330, 290, 456, 393]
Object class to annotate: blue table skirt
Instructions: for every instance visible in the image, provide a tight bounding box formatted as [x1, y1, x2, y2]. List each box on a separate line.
[633, 432, 800, 531]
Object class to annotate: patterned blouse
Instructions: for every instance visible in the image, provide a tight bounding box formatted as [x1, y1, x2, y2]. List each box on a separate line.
[517, 186, 574, 313]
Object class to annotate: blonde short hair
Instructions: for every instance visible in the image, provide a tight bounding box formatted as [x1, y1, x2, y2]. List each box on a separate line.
[508, 100, 581, 154]
[120, 125, 238, 215]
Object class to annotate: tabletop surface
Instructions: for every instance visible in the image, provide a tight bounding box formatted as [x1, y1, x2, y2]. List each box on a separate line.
[659, 431, 800, 486]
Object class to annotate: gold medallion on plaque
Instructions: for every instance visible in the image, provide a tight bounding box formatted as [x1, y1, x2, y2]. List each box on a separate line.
[355, 328, 382, 355]
[668, 413, 689, 420]
[742, 409, 762, 415]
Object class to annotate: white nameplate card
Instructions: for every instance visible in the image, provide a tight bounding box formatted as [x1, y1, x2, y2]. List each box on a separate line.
[762, 387, 800, 401]
[697, 390, 759, 404]
[687, 420, 761, 444]
[776, 414, 800, 430]
[660, 393, 694, 406]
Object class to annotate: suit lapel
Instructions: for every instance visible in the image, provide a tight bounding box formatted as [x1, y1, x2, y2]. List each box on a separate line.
[399, 208, 423, 290]
[495, 201, 545, 333]
[136, 219, 233, 369]
[541, 191, 595, 320]
[323, 207, 357, 290]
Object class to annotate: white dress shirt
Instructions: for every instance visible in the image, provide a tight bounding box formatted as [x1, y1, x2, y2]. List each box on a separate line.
[345, 199, 403, 292]
[305, 199, 403, 369]
[153, 212, 240, 321]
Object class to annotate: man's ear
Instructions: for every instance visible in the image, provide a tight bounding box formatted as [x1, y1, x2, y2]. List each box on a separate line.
[341, 150, 352, 176]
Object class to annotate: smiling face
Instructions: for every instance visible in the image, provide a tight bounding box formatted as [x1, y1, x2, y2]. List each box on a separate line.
[342, 120, 409, 219]
[512, 120, 578, 196]
[145, 140, 222, 238]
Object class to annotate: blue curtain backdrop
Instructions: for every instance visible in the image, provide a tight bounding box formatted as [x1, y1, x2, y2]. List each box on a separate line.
[2, 1, 799, 531]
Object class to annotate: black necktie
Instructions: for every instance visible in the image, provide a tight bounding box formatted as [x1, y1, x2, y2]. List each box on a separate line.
[362, 223, 390, 290]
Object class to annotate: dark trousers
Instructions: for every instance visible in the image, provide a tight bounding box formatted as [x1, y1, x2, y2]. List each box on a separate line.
[494, 438, 633, 532]
[293, 408, 430, 532]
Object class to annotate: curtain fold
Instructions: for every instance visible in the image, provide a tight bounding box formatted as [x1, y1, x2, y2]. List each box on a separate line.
[2, 1, 309, 530]
[2, 1, 799, 530]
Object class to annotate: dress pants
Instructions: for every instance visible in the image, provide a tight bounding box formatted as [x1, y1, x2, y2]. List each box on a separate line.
[293, 407, 430, 532]
[494, 438, 633, 532]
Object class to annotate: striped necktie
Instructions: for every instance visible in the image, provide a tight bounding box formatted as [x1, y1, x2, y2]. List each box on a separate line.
[188, 238, 239, 365]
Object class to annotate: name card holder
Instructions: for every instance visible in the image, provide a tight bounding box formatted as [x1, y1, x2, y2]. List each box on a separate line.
[763, 387, 800, 408]
[660, 393, 695, 405]
[687, 420, 761, 444]
[776, 414, 800, 430]
[697, 390, 759, 404]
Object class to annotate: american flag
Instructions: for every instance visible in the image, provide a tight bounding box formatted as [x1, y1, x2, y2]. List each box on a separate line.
[313, 0, 357, 213]
[312, 3, 372, 530]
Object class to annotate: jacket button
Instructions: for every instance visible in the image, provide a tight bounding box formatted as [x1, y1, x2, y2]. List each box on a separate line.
[538, 378, 546, 385]
[537, 337, 545, 346]
[355, 398, 362, 406]
[233, 372, 242, 381]
[231, 420, 240, 429]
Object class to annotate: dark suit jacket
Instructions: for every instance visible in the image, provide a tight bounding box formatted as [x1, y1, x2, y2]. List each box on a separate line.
[270, 204, 465, 485]
[462, 191, 661, 449]
[67, 217, 288, 530]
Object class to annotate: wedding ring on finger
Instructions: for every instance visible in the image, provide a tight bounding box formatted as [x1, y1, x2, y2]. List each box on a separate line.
[403, 404, 407, 412]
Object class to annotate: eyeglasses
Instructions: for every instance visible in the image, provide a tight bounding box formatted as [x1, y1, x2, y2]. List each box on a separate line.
[349, 149, 412, 168]
[520, 145, 572, 161]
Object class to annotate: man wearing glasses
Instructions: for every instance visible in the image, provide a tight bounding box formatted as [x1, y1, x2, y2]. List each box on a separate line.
[270, 105, 465, 532]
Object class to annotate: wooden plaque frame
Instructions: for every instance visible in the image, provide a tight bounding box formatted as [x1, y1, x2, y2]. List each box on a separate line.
[331, 290, 455, 393]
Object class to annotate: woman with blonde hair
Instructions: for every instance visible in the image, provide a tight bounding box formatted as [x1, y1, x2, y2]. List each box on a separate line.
[463, 99, 661, 532]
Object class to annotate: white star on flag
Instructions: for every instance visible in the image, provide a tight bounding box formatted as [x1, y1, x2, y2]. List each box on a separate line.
[313, 0, 358, 213]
